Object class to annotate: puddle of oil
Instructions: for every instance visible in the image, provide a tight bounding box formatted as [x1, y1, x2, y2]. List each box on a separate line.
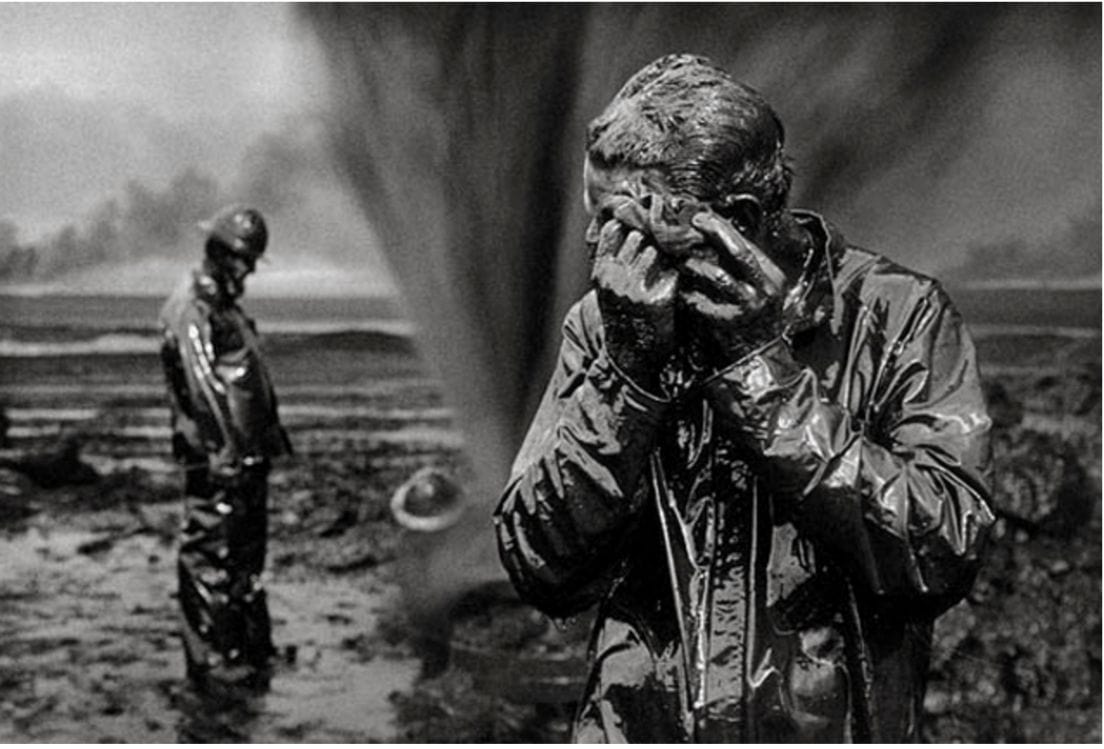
[240, 580, 421, 742]
[0, 523, 420, 742]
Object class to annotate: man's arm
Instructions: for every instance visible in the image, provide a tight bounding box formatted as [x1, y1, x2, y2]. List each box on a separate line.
[179, 310, 239, 455]
[159, 324, 209, 457]
[209, 321, 282, 459]
[494, 294, 670, 617]
[174, 304, 289, 467]
[705, 283, 994, 603]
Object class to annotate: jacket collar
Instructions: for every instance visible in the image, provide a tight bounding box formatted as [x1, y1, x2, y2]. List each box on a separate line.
[191, 267, 235, 309]
[782, 209, 844, 340]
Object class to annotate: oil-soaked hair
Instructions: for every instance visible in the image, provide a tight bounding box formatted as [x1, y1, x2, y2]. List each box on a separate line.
[586, 54, 793, 219]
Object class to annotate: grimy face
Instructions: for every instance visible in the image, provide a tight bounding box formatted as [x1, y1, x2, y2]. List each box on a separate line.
[226, 253, 256, 283]
[582, 156, 670, 216]
[215, 251, 257, 298]
[581, 153, 790, 289]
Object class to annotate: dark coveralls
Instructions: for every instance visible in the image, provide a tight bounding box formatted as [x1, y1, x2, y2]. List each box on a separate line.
[159, 270, 291, 678]
[495, 213, 994, 742]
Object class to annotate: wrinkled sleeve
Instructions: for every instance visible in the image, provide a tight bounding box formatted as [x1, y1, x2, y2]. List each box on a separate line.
[211, 328, 280, 458]
[160, 326, 191, 423]
[160, 322, 206, 456]
[178, 310, 243, 459]
[704, 285, 994, 602]
[494, 296, 670, 617]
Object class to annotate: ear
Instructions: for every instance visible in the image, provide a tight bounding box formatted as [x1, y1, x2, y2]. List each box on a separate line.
[582, 157, 601, 215]
[718, 193, 764, 237]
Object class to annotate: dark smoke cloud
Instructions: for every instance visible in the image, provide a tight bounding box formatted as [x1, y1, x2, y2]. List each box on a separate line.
[0, 87, 221, 235]
[568, 5, 1100, 277]
[302, 4, 1101, 612]
[0, 168, 220, 282]
[0, 115, 375, 287]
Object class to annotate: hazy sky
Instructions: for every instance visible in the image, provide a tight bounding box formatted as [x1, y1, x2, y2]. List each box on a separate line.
[0, 4, 1099, 297]
[0, 3, 394, 296]
[0, 4, 323, 125]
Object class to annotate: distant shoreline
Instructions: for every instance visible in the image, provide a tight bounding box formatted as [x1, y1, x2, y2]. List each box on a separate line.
[1, 288, 1099, 345]
[951, 279, 1102, 292]
[0, 288, 403, 302]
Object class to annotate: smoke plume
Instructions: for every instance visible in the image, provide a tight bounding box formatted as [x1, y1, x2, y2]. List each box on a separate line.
[302, 4, 1101, 613]
[0, 167, 215, 282]
[0, 114, 384, 294]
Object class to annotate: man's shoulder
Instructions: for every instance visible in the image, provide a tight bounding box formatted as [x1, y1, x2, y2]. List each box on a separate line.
[835, 244, 949, 311]
[794, 211, 952, 315]
[159, 273, 211, 330]
[562, 289, 604, 348]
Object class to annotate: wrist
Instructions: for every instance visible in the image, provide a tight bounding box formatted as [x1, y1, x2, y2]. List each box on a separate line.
[701, 324, 782, 372]
[702, 335, 798, 393]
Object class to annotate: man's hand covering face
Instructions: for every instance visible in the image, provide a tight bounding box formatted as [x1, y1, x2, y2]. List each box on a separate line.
[585, 174, 789, 381]
[680, 212, 787, 367]
[590, 217, 679, 392]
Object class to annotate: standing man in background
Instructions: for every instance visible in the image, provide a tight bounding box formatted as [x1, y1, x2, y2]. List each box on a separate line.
[159, 205, 292, 692]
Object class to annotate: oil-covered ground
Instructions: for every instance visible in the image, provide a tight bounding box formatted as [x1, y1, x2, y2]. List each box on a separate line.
[0, 327, 1099, 742]
[923, 333, 1101, 743]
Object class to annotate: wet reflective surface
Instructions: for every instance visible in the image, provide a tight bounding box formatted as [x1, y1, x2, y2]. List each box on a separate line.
[0, 522, 420, 742]
[497, 222, 996, 740]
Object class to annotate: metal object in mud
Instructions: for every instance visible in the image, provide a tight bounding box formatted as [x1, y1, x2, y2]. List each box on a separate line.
[390, 467, 467, 532]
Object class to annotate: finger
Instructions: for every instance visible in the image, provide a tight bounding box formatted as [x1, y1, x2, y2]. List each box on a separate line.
[680, 256, 759, 302]
[680, 289, 714, 317]
[633, 244, 660, 279]
[593, 228, 646, 290]
[681, 289, 730, 320]
[614, 229, 646, 265]
[650, 268, 679, 301]
[681, 290, 750, 328]
[635, 245, 677, 294]
[584, 215, 605, 246]
[595, 218, 626, 260]
[692, 212, 770, 286]
[692, 212, 786, 292]
[648, 191, 665, 231]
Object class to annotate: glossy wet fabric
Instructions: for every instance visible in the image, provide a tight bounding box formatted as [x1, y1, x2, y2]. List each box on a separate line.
[178, 461, 275, 674]
[159, 270, 290, 677]
[495, 214, 994, 742]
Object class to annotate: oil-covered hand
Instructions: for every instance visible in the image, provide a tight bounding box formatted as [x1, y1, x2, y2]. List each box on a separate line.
[680, 213, 787, 369]
[208, 446, 245, 487]
[593, 218, 679, 392]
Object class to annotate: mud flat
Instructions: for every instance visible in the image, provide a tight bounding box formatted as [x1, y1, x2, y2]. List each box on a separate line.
[922, 330, 1101, 743]
[0, 429, 458, 741]
[0, 322, 1099, 742]
[0, 327, 463, 742]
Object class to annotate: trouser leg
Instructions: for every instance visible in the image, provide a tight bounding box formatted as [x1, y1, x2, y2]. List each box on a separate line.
[178, 464, 274, 679]
[230, 470, 276, 667]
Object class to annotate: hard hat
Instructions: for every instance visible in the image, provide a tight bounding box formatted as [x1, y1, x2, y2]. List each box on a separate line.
[389, 467, 467, 532]
[199, 205, 268, 259]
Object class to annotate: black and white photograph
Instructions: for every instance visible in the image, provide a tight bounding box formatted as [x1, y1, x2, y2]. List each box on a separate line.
[0, 3, 1099, 743]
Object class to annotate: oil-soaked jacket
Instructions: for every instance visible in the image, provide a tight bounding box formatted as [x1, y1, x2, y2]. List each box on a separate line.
[159, 270, 290, 470]
[495, 213, 994, 742]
